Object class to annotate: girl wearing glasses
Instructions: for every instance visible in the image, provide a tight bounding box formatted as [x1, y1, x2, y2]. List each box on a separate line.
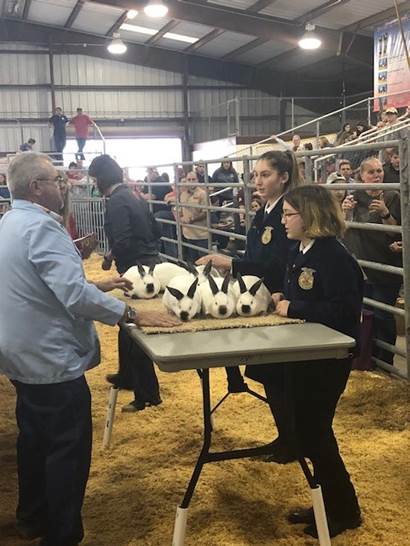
[197, 150, 302, 457]
[273, 184, 363, 538]
[342, 157, 402, 365]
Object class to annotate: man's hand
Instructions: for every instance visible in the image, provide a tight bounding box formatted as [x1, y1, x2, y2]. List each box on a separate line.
[95, 276, 133, 293]
[101, 252, 113, 271]
[276, 299, 290, 317]
[134, 310, 182, 327]
[368, 198, 389, 217]
[196, 253, 232, 271]
[271, 292, 284, 308]
[389, 241, 403, 253]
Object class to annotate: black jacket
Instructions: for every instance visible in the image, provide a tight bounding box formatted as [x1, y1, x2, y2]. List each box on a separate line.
[232, 197, 294, 292]
[104, 185, 160, 273]
[246, 237, 364, 383]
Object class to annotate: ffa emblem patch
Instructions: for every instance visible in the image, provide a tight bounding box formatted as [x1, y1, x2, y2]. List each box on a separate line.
[298, 267, 315, 290]
[261, 226, 273, 245]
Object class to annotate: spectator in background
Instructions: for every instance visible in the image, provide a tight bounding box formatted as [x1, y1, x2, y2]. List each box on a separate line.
[384, 106, 399, 127]
[212, 159, 239, 205]
[383, 147, 400, 184]
[179, 171, 208, 262]
[291, 134, 302, 152]
[297, 159, 306, 182]
[0, 173, 10, 200]
[353, 121, 368, 140]
[142, 167, 170, 214]
[326, 173, 347, 206]
[342, 157, 402, 365]
[335, 122, 354, 145]
[195, 160, 213, 184]
[0, 173, 6, 185]
[69, 108, 95, 161]
[49, 107, 69, 161]
[19, 138, 35, 152]
[303, 142, 313, 151]
[338, 159, 355, 184]
[318, 136, 333, 149]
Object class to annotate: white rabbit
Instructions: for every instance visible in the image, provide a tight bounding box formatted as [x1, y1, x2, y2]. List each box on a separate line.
[152, 262, 189, 291]
[162, 276, 201, 321]
[178, 260, 220, 285]
[233, 274, 271, 316]
[122, 263, 161, 299]
[199, 273, 237, 319]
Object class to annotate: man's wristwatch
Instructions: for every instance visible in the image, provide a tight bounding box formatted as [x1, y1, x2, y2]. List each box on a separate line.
[123, 305, 137, 324]
[381, 211, 391, 220]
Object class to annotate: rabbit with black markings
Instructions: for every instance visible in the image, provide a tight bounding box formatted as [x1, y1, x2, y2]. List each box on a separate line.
[162, 276, 201, 321]
[233, 274, 271, 316]
[178, 260, 220, 285]
[151, 262, 189, 291]
[122, 263, 161, 299]
[200, 272, 237, 319]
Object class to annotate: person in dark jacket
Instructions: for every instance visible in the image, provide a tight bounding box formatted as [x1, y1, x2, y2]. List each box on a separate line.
[272, 185, 363, 539]
[211, 159, 239, 205]
[88, 155, 163, 412]
[197, 149, 301, 408]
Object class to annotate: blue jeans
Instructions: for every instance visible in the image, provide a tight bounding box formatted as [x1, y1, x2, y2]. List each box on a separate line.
[76, 138, 86, 160]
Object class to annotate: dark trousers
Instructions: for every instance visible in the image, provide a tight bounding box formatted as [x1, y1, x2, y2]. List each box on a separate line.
[54, 134, 66, 161]
[182, 236, 208, 263]
[12, 376, 92, 546]
[264, 359, 359, 521]
[364, 281, 401, 365]
[118, 327, 160, 403]
[76, 138, 86, 161]
[155, 210, 178, 259]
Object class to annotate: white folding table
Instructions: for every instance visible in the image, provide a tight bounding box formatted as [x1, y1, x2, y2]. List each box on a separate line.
[106, 323, 355, 546]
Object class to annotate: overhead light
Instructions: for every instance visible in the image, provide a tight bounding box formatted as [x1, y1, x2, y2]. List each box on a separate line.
[298, 23, 322, 50]
[144, 0, 168, 18]
[107, 33, 127, 55]
[121, 23, 157, 36]
[126, 9, 138, 19]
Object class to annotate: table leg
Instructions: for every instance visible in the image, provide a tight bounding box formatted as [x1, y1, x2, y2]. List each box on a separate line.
[102, 386, 119, 449]
[171, 369, 212, 545]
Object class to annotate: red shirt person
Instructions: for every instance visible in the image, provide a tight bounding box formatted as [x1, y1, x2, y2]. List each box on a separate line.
[69, 108, 95, 160]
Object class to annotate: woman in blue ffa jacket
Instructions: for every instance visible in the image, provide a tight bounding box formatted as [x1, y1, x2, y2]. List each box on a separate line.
[197, 150, 302, 438]
[272, 185, 363, 539]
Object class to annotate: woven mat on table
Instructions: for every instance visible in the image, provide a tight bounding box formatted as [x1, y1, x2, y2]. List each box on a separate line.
[114, 291, 303, 335]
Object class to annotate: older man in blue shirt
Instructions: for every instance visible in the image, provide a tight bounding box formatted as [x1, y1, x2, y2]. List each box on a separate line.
[0, 153, 177, 546]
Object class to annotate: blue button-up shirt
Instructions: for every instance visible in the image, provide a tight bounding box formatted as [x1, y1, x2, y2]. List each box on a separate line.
[0, 200, 126, 384]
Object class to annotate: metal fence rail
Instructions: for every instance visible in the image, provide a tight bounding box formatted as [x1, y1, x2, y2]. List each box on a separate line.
[69, 133, 409, 380]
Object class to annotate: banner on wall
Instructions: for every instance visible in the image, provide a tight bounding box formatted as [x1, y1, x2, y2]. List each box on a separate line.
[374, 15, 410, 111]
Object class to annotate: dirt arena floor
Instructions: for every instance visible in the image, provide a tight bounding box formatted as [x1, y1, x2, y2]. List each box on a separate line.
[1, 255, 409, 546]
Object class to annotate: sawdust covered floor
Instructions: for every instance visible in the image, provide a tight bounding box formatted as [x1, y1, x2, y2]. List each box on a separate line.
[1, 255, 409, 546]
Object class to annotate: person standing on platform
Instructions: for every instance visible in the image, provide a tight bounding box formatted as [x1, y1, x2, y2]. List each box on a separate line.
[69, 108, 95, 161]
[0, 152, 177, 546]
[197, 150, 302, 436]
[272, 184, 363, 539]
[19, 138, 35, 152]
[49, 107, 69, 162]
[88, 154, 165, 412]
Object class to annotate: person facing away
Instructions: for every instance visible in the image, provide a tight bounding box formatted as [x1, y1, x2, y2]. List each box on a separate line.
[0, 151, 177, 546]
[271, 184, 363, 539]
[49, 107, 69, 161]
[212, 159, 239, 205]
[69, 108, 95, 161]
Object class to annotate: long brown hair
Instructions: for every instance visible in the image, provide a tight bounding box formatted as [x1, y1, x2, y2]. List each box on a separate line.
[257, 149, 302, 192]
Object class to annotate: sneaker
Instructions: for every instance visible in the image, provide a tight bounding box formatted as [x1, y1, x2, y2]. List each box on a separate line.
[121, 400, 146, 412]
[287, 507, 314, 525]
[146, 397, 162, 407]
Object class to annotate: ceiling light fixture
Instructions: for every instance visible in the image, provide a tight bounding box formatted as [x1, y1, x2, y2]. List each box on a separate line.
[144, 0, 168, 18]
[126, 9, 138, 19]
[107, 33, 127, 55]
[298, 23, 322, 50]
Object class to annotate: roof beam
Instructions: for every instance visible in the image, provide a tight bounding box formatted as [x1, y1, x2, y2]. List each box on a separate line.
[64, 0, 85, 28]
[22, 0, 32, 19]
[295, 0, 353, 25]
[246, 0, 276, 12]
[106, 11, 128, 36]
[343, 0, 410, 31]
[184, 28, 225, 53]
[222, 37, 269, 61]
[145, 19, 179, 46]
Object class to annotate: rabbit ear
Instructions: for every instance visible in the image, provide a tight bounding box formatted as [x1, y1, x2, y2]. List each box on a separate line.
[178, 261, 197, 275]
[187, 277, 199, 299]
[203, 260, 213, 276]
[237, 273, 247, 294]
[249, 278, 264, 296]
[166, 286, 184, 301]
[148, 263, 156, 275]
[221, 272, 231, 294]
[207, 275, 219, 296]
[136, 263, 145, 277]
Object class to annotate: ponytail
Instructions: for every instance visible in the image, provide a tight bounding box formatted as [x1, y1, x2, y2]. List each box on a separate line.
[258, 149, 303, 194]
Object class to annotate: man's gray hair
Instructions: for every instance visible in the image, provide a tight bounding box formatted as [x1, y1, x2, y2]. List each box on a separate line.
[8, 152, 53, 199]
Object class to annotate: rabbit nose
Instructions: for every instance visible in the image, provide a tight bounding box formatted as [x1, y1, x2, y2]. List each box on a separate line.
[241, 305, 251, 314]
[146, 283, 154, 293]
[180, 311, 189, 321]
[219, 306, 227, 315]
